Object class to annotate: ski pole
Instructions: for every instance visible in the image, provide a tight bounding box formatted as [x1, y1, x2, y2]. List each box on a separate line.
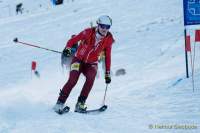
[13, 38, 62, 54]
[191, 41, 196, 92]
[102, 84, 108, 105]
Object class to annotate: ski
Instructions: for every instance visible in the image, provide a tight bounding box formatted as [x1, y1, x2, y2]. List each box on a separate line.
[86, 105, 108, 113]
[75, 105, 108, 114]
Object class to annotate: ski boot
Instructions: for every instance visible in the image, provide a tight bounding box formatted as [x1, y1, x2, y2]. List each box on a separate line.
[53, 101, 65, 114]
[74, 101, 87, 113]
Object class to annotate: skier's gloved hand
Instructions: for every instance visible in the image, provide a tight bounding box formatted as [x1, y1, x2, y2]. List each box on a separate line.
[63, 47, 71, 57]
[105, 71, 111, 84]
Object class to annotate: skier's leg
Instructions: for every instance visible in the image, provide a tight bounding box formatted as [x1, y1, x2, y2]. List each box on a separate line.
[58, 71, 80, 103]
[79, 63, 98, 102]
[53, 59, 80, 114]
[75, 63, 97, 112]
[57, 58, 81, 103]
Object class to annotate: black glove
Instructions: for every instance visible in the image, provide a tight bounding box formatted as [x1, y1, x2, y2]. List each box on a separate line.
[62, 48, 71, 57]
[105, 71, 111, 84]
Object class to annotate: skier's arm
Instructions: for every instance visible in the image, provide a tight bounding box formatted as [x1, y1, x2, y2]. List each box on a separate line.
[105, 44, 112, 72]
[105, 33, 114, 72]
[66, 30, 86, 48]
[104, 43, 113, 84]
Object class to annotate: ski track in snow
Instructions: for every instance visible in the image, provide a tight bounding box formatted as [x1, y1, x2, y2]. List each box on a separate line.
[0, 0, 200, 133]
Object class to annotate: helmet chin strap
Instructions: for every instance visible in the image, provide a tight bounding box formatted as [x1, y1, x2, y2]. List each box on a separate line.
[97, 28, 104, 36]
[97, 28, 107, 37]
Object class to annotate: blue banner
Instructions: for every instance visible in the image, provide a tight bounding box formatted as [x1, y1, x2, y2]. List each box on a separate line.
[51, 0, 56, 5]
[183, 0, 200, 25]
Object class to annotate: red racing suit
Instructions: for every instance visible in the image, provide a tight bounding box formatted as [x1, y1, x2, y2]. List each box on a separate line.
[57, 27, 114, 104]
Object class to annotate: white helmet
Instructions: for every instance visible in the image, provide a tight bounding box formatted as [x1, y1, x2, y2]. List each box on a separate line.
[97, 15, 112, 26]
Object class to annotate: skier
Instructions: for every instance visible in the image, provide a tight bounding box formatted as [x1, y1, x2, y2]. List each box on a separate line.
[16, 3, 23, 15]
[53, 15, 114, 113]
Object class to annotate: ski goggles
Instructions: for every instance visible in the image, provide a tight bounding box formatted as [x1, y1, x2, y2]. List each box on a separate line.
[99, 24, 111, 29]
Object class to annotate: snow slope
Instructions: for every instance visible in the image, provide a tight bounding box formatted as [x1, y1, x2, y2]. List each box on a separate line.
[0, 0, 200, 133]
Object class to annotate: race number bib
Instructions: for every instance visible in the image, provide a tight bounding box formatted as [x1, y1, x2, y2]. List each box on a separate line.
[71, 62, 80, 71]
